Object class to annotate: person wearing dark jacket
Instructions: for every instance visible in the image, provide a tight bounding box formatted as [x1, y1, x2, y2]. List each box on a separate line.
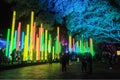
[87, 52, 93, 74]
[61, 52, 67, 72]
[81, 55, 87, 72]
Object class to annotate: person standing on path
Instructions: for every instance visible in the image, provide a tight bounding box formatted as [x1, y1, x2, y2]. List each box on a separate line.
[60, 52, 67, 72]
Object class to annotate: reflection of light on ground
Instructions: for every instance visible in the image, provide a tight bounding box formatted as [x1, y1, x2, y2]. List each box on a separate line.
[117, 50, 120, 55]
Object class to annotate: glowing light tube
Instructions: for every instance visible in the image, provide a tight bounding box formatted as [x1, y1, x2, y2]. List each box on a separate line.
[10, 11, 16, 54]
[80, 39, 84, 54]
[57, 27, 60, 42]
[69, 35, 72, 53]
[84, 42, 86, 52]
[39, 27, 41, 53]
[16, 22, 21, 51]
[21, 32, 24, 50]
[38, 36, 40, 60]
[30, 11, 34, 61]
[72, 38, 75, 52]
[41, 46, 44, 60]
[76, 41, 79, 53]
[59, 42, 61, 53]
[13, 30, 17, 50]
[55, 36, 58, 54]
[90, 38, 94, 56]
[52, 46, 54, 60]
[6, 29, 10, 57]
[86, 41, 89, 52]
[36, 34, 39, 60]
[48, 34, 51, 53]
[23, 24, 29, 61]
[40, 23, 43, 51]
[27, 24, 29, 60]
[45, 30, 48, 60]
[41, 29, 44, 60]
[33, 22, 36, 51]
[23, 35, 27, 61]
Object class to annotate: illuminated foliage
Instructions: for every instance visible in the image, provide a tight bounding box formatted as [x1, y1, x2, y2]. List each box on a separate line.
[5, 0, 120, 43]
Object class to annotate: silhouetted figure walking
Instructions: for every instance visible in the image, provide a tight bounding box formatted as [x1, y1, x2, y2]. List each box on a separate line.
[87, 52, 93, 74]
[81, 55, 87, 73]
[61, 52, 67, 72]
[108, 53, 112, 69]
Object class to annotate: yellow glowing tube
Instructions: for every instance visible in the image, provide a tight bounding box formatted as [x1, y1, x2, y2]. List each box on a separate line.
[45, 30, 48, 60]
[57, 27, 59, 41]
[27, 24, 29, 36]
[23, 24, 29, 61]
[10, 11, 16, 54]
[52, 46, 54, 60]
[23, 35, 27, 61]
[30, 11, 34, 61]
[26, 24, 29, 60]
[69, 35, 72, 52]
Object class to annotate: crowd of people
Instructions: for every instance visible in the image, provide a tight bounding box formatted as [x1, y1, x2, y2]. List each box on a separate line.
[0, 48, 10, 64]
[60, 51, 93, 74]
[0, 48, 23, 64]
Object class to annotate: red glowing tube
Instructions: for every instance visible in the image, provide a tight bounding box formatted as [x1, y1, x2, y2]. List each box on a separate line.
[16, 22, 21, 51]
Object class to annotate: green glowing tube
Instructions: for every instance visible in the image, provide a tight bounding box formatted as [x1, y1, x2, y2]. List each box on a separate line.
[6, 29, 10, 57]
[13, 30, 17, 50]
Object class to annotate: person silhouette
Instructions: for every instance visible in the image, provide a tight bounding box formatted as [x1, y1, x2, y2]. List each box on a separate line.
[81, 55, 87, 73]
[61, 52, 67, 72]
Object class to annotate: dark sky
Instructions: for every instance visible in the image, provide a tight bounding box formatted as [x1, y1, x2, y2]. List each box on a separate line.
[0, 0, 12, 38]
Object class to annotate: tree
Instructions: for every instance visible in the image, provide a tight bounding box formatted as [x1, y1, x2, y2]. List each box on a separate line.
[5, 0, 120, 43]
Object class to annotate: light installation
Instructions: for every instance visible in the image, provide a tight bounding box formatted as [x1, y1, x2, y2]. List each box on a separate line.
[90, 38, 95, 56]
[45, 30, 48, 60]
[72, 38, 75, 52]
[52, 46, 55, 60]
[13, 30, 17, 50]
[10, 11, 16, 54]
[16, 22, 21, 51]
[5, 29, 10, 57]
[30, 11, 34, 61]
[21, 32, 24, 50]
[5, 11, 95, 62]
[69, 35, 72, 53]
[36, 34, 39, 60]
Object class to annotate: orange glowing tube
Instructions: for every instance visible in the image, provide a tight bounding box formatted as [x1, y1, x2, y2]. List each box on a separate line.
[36, 34, 39, 60]
[33, 22, 36, 51]
[89, 38, 94, 56]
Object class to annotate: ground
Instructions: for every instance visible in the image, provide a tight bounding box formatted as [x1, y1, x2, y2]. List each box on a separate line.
[0, 61, 120, 79]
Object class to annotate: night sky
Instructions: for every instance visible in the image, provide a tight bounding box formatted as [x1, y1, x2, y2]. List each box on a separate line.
[0, 0, 12, 38]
